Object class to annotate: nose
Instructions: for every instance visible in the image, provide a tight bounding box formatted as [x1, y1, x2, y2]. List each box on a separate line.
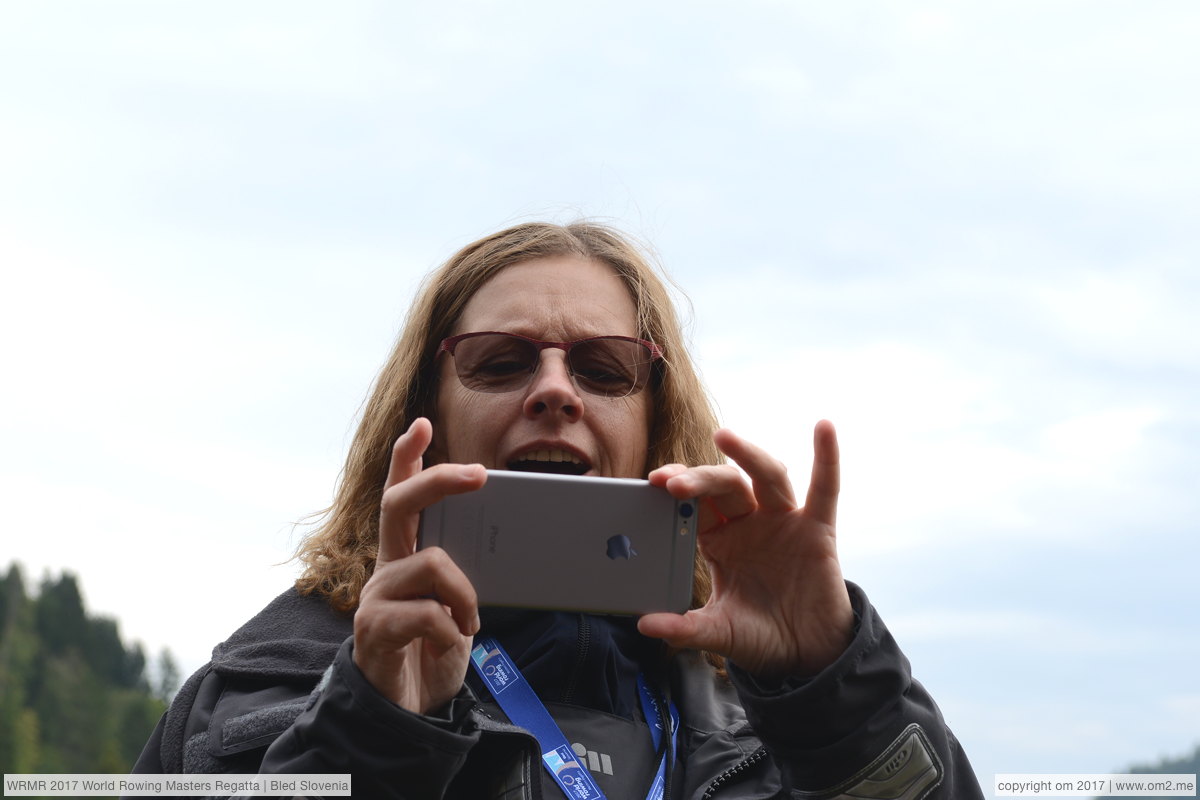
[522, 349, 583, 422]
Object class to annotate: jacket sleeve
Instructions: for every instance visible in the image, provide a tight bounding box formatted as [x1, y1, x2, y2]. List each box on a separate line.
[259, 637, 481, 799]
[727, 582, 984, 800]
[134, 637, 482, 799]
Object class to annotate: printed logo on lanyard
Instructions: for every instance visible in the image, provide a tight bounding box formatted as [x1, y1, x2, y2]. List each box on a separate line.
[470, 642, 518, 694]
[544, 745, 600, 799]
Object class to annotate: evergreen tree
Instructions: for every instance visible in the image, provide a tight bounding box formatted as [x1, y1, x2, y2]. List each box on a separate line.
[1096, 744, 1200, 800]
[34, 572, 87, 656]
[0, 561, 173, 782]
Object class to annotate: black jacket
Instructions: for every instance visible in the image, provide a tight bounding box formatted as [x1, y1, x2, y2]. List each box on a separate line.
[133, 583, 982, 799]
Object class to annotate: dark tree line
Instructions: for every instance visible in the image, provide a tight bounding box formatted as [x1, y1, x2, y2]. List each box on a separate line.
[1100, 744, 1200, 800]
[0, 562, 175, 775]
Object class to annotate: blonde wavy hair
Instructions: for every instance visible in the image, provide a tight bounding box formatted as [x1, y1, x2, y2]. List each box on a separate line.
[295, 221, 722, 621]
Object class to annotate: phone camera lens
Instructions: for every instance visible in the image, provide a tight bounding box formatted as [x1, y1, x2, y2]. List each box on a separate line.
[679, 502, 694, 518]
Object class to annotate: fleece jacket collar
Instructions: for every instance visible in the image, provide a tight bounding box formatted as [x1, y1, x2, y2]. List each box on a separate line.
[210, 589, 353, 681]
[205, 587, 664, 721]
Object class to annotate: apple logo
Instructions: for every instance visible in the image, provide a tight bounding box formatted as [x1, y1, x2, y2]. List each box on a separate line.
[606, 534, 637, 560]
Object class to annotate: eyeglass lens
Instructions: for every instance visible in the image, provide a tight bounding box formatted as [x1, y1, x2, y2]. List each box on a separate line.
[451, 333, 653, 397]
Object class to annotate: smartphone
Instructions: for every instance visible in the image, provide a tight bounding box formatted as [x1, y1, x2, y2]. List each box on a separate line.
[417, 470, 697, 615]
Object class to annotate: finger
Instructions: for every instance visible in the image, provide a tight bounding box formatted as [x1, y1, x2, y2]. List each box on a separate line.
[652, 462, 752, 531]
[377, 418, 434, 564]
[659, 463, 756, 522]
[378, 453, 487, 567]
[363, 548, 480, 636]
[713, 428, 797, 512]
[647, 463, 689, 487]
[356, 596, 473, 655]
[803, 420, 840, 526]
[637, 611, 697, 645]
[385, 417, 433, 492]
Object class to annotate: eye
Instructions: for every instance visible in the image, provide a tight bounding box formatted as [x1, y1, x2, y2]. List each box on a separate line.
[571, 342, 639, 394]
[474, 354, 531, 378]
[454, 335, 537, 391]
[573, 360, 630, 384]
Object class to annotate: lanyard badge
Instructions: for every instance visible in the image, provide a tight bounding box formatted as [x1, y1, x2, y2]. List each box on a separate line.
[471, 638, 678, 800]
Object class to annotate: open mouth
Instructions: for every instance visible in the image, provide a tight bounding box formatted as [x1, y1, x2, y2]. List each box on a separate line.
[507, 449, 590, 476]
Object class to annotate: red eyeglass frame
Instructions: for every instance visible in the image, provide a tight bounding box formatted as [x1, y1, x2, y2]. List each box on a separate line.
[438, 330, 664, 361]
[437, 331, 664, 396]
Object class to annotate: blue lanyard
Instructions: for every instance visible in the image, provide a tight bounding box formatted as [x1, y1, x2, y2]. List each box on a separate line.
[470, 637, 678, 800]
[636, 672, 680, 800]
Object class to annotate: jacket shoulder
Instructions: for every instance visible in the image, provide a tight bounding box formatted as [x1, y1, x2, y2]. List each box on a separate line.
[211, 586, 353, 681]
[139, 587, 353, 774]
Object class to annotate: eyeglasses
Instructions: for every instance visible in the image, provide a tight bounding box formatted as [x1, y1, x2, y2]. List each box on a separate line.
[439, 331, 663, 398]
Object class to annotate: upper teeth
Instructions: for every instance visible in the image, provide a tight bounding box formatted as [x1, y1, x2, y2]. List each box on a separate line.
[517, 449, 583, 464]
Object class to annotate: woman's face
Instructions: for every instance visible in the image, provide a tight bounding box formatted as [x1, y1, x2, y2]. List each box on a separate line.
[430, 255, 652, 478]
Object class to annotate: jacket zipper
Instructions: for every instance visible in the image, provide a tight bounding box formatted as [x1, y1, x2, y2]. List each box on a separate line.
[506, 726, 543, 800]
[701, 746, 768, 799]
[561, 613, 591, 705]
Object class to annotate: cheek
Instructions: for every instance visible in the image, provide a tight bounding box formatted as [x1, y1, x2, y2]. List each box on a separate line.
[436, 390, 516, 459]
[603, 395, 653, 471]
[437, 381, 497, 426]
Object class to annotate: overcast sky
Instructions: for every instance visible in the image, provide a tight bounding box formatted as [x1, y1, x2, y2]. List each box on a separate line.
[2, 1, 1198, 787]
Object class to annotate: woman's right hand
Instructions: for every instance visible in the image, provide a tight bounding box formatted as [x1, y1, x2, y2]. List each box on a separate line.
[352, 417, 486, 715]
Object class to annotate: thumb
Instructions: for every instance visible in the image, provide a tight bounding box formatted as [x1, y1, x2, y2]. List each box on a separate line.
[638, 609, 729, 655]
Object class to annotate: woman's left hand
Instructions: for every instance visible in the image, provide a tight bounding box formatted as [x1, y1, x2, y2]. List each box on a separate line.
[638, 421, 855, 679]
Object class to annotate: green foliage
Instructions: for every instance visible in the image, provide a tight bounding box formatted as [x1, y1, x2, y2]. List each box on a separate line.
[0, 562, 171, 778]
[1128, 742, 1200, 774]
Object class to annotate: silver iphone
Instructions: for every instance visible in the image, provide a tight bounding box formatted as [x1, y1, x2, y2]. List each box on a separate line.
[418, 470, 697, 615]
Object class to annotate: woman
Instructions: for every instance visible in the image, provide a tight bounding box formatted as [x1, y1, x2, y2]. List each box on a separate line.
[134, 222, 982, 798]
